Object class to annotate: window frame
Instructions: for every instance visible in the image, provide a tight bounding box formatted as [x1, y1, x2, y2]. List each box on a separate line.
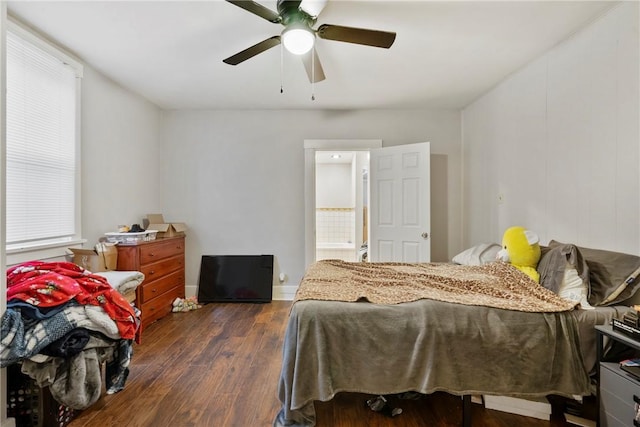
[5, 18, 84, 265]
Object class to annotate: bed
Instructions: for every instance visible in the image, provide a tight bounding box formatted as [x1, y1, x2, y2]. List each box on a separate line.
[273, 242, 640, 427]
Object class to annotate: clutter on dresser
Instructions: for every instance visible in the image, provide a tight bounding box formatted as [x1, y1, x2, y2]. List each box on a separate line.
[104, 229, 157, 245]
[143, 213, 187, 238]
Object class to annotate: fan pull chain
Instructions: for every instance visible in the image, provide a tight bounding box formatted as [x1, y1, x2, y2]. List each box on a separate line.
[280, 43, 284, 94]
[311, 46, 315, 101]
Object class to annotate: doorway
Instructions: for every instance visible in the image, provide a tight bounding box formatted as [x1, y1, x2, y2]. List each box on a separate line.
[314, 151, 369, 262]
[304, 140, 382, 267]
[304, 140, 431, 267]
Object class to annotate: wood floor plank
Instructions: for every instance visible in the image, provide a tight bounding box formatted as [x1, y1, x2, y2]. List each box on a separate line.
[66, 301, 580, 427]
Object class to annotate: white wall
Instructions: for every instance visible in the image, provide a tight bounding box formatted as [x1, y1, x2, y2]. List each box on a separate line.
[462, 2, 639, 255]
[80, 66, 162, 246]
[316, 163, 352, 208]
[159, 109, 462, 297]
[0, 24, 160, 423]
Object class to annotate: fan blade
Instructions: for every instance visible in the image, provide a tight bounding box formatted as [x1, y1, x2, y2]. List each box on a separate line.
[317, 24, 396, 48]
[299, 0, 327, 18]
[223, 36, 281, 65]
[226, 0, 281, 23]
[301, 49, 326, 83]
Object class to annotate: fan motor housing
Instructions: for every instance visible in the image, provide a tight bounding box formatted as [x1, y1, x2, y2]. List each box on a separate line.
[278, 0, 316, 27]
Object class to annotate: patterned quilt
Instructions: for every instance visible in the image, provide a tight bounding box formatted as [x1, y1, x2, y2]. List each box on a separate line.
[295, 260, 578, 312]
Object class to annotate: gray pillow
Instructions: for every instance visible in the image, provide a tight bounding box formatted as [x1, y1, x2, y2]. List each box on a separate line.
[537, 244, 589, 295]
[549, 240, 640, 306]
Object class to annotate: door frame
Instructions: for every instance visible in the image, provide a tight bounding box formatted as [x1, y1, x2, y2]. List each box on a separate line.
[304, 139, 382, 268]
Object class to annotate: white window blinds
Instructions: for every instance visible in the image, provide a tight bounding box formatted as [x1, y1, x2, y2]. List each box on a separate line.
[6, 26, 82, 247]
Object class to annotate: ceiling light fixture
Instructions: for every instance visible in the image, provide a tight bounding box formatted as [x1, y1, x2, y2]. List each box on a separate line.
[331, 154, 341, 159]
[282, 24, 315, 55]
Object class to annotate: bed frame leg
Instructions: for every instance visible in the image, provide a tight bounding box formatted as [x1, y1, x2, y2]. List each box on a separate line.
[462, 395, 472, 427]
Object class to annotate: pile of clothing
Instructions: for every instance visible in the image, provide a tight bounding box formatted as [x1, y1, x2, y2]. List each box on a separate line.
[1, 261, 140, 410]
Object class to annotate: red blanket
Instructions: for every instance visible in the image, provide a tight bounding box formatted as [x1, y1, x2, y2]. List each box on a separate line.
[7, 261, 138, 340]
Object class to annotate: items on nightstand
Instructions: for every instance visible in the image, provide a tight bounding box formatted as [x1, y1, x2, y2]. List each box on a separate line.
[624, 308, 640, 328]
[620, 358, 640, 380]
[612, 318, 640, 340]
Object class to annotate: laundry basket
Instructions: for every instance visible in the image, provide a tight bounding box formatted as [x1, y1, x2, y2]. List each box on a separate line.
[6, 364, 78, 427]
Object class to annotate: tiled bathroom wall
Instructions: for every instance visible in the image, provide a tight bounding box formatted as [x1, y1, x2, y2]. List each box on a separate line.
[315, 208, 355, 243]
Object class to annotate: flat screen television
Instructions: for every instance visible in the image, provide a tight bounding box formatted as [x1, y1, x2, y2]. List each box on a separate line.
[197, 255, 273, 303]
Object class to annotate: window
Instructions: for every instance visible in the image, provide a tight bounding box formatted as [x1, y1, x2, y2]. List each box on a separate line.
[5, 21, 83, 254]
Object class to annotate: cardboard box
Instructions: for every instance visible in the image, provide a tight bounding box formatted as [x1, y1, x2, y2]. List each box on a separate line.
[144, 214, 187, 238]
[68, 243, 118, 272]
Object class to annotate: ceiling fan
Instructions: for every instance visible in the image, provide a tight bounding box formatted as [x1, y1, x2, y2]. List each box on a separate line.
[223, 0, 396, 83]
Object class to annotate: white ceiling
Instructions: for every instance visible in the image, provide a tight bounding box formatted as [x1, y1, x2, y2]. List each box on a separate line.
[316, 151, 355, 163]
[7, 0, 617, 111]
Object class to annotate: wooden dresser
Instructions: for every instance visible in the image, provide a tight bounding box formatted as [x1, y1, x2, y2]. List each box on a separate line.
[115, 236, 185, 331]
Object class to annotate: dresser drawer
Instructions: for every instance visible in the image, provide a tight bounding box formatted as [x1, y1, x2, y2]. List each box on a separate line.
[138, 270, 185, 304]
[139, 238, 185, 264]
[139, 286, 184, 327]
[140, 255, 184, 282]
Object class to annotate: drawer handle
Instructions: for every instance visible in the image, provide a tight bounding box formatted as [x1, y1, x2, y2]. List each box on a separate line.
[148, 270, 155, 275]
[151, 288, 157, 293]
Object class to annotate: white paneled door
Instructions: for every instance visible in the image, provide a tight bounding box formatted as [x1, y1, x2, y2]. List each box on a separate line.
[369, 142, 431, 262]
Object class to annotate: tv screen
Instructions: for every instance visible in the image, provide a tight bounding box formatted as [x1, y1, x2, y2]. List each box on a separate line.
[197, 255, 273, 303]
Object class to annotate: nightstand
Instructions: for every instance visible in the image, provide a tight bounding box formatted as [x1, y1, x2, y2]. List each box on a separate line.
[596, 324, 640, 427]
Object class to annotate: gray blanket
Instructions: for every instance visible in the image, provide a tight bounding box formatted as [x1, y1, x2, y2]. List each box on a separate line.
[572, 305, 631, 375]
[274, 299, 592, 427]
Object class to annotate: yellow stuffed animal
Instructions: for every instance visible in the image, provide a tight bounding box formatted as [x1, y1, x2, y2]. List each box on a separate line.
[496, 226, 541, 282]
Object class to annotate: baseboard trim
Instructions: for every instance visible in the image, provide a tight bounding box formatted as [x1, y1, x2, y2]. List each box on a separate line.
[273, 285, 296, 301]
[185, 285, 197, 299]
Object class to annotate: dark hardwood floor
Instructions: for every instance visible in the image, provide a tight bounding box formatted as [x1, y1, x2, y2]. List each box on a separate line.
[68, 301, 585, 427]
